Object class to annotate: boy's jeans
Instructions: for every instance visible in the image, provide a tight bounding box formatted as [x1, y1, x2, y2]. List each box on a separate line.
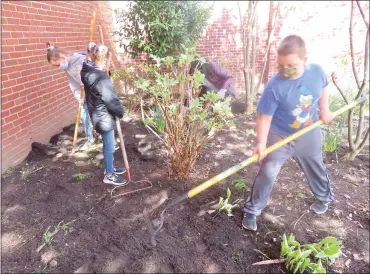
[101, 129, 116, 175]
[80, 103, 94, 142]
[241, 128, 333, 216]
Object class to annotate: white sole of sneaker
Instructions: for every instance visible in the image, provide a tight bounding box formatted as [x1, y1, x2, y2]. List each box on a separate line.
[103, 181, 128, 186]
[242, 224, 257, 231]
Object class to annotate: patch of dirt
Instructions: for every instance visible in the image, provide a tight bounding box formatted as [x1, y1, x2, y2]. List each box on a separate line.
[1, 111, 369, 273]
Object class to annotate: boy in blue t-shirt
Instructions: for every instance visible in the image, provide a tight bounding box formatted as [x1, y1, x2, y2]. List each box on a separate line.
[241, 35, 335, 231]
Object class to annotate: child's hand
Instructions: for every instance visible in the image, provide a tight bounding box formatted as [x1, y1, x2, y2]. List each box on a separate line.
[253, 143, 267, 161]
[320, 111, 335, 125]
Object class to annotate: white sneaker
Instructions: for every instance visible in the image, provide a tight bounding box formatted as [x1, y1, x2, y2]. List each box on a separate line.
[103, 174, 127, 186]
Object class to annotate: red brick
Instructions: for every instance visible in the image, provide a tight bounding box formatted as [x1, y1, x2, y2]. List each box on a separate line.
[5, 59, 18, 67]
[1, 3, 17, 11]
[5, 92, 20, 102]
[1, 45, 15, 53]
[8, 71, 22, 80]
[16, 5, 29, 13]
[4, 114, 18, 124]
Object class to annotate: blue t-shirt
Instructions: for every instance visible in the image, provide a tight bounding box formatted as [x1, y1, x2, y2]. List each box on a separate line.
[257, 64, 328, 136]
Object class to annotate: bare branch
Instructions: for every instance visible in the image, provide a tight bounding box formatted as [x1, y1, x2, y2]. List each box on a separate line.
[358, 28, 369, 98]
[356, 0, 369, 29]
[348, 109, 355, 151]
[331, 72, 349, 104]
[250, 16, 257, 98]
[357, 127, 370, 152]
[354, 103, 365, 146]
[256, 1, 281, 93]
[350, 0, 361, 89]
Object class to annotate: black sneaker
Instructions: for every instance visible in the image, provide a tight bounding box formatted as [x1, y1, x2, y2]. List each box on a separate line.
[242, 213, 257, 231]
[79, 140, 96, 151]
[104, 168, 126, 175]
[310, 200, 330, 214]
[103, 174, 127, 186]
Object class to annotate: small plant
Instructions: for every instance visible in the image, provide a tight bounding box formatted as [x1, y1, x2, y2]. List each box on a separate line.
[4, 166, 15, 177]
[20, 167, 28, 180]
[281, 233, 342, 274]
[75, 173, 87, 182]
[232, 178, 248, 191]
[57, 223, 73, 233]
[43, 226, 54, 245]
[218, 188, 244, 216]
[322, 122, 343, 153]
[143, 107, 166, 132]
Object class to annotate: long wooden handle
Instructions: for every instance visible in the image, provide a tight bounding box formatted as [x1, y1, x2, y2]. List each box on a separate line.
[116, 117, 131, 181]
[72, 87, 84, 147]
[72, 8, 97, 148]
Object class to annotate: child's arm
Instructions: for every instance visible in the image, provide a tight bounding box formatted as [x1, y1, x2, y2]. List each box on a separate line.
[255, 113, 273, 160]
[318, 87, 334, 124]
[67, 74, 83, 103]
[99, 78, 124, 118]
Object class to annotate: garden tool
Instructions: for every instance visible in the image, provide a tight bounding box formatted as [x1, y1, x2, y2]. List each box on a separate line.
[70, 8, 97, 156]
[115, 117, 132, 181]
[146, 95, 369, 246]
[98, 24, 132, 181]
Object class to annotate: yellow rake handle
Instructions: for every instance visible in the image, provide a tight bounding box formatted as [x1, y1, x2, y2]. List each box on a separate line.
[187, 95, 369, 198]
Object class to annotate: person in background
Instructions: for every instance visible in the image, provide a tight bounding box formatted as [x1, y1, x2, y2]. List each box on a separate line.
[46, 42, 95, 151]
[81, 43, 127, 185]
[240, 35, 335, 231]
[189, 57, 237, 99]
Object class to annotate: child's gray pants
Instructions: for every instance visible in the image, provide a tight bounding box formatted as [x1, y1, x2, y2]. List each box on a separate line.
[241, 128, 333, 216]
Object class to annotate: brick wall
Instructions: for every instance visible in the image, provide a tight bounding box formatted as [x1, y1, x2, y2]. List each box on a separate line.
[1, 1, 116, 173]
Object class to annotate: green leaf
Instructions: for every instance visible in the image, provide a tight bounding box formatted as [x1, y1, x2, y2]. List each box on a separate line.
[288, 233, 295, 243]
[293, 259, 305, 274]
[299, 258, 311, 274]
[300, 250, 312, 259]
[281, 234, 289, 258]
[289, 240, 301, 247]
[315, 251, 327, 259]
[323, 245, 340, 256]
[318, 236, 337, 246]
[302, 244, 319, 254]
[226, 188, 231, 200]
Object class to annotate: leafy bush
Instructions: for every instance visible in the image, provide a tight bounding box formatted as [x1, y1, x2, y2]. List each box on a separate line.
[113, 1, 212, 57]
[112, 64, 154, 115]
[134, 50, 234, 178]
[281, 233, 342, 274]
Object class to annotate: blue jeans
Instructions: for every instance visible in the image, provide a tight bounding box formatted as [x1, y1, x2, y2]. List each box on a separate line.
[81, 103, 94, 142]
[101, 129, 116, 174]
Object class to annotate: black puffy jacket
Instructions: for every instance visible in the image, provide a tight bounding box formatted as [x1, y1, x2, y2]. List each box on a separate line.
[80, 62, 124, 134]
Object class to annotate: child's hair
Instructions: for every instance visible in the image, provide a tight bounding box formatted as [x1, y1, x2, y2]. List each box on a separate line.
[88, 43, 108, 62]
[46, 42, 68, 62]
[189, 56, 209, 75]
[277, 35, 307, 59]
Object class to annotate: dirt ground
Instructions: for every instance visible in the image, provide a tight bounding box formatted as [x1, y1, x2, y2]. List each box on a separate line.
[1, 101, 369, 274]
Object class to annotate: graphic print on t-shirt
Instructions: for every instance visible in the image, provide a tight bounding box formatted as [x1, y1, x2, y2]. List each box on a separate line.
[289, 85, 315, 129]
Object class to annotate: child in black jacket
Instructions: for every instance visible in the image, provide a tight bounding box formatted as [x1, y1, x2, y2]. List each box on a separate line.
[81, 43, 126, 185]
